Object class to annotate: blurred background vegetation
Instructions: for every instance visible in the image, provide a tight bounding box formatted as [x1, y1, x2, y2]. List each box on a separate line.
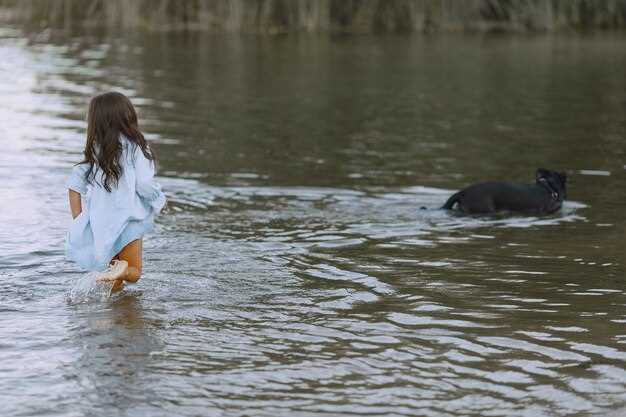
[1, 0, 626, 33]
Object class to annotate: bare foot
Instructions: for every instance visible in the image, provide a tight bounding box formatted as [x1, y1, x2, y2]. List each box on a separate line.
[96, 260, 129, 283]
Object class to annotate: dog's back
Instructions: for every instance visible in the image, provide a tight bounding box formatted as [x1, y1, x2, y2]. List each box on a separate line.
[455, 182, 552, 213]
[442, 169, 567, 215]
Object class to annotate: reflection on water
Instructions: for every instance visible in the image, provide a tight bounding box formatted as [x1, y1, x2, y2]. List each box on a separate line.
[64, 293, 163, 416]
[1, 26, 626, 416]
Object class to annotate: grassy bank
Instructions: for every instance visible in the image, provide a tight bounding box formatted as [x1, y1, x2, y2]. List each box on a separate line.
[1, 0, 626, 33]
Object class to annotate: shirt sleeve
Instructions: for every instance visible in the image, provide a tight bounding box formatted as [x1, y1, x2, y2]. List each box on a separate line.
[66, 163, 89, 195]
[134, 145, 166, 213]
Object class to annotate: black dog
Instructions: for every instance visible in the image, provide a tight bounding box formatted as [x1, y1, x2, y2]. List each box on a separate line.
[442, 169, 567, 214]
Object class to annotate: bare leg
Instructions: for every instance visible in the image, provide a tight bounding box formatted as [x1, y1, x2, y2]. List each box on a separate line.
[97, 239, 143, 293]
[111, 239, 143, 293]
[110, 275, 125, 293]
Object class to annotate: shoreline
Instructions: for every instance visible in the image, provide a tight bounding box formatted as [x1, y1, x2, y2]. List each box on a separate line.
[1, 0, 626, 34]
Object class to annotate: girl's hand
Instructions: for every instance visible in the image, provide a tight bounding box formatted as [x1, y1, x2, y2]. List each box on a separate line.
[69, 189, 82, 219]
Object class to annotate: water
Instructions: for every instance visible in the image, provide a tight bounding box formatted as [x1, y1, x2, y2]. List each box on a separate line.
[1, 27, 626, 416]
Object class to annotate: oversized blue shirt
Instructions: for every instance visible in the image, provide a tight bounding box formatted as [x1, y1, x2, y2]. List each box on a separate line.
[65, 137, 165, 271]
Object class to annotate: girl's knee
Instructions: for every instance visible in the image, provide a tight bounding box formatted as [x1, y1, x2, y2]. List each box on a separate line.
[126, 267, 141, 283]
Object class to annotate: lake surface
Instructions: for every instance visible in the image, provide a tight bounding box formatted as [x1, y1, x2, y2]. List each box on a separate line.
[1, 27, 626, 416]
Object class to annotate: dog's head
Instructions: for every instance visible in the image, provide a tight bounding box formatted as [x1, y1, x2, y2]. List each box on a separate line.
[536, 168, 567, 200]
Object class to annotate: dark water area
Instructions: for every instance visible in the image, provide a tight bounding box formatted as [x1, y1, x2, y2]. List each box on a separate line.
[1, 27, 626, 416]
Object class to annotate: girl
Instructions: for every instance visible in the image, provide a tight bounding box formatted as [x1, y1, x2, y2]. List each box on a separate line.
[66, 92, 165, 292]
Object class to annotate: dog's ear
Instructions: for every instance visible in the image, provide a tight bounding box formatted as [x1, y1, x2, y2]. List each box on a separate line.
[559, 171, 567, 183]
[535, 168, 547, 181]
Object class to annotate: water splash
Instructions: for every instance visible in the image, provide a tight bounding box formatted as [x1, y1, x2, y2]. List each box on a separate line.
[66, 272, 112, 304]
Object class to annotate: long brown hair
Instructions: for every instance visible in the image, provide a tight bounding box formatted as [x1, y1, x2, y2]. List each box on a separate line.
[81, 92, 155, 192]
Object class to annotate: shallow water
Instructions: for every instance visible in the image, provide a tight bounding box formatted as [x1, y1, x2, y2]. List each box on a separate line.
[1, 27, 626, 416]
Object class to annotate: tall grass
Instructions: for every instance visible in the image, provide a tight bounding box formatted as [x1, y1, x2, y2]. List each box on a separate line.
[1, 0, 625, 32]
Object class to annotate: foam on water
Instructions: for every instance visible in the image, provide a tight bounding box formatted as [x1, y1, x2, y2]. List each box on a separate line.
[66, 271, 113, 304]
